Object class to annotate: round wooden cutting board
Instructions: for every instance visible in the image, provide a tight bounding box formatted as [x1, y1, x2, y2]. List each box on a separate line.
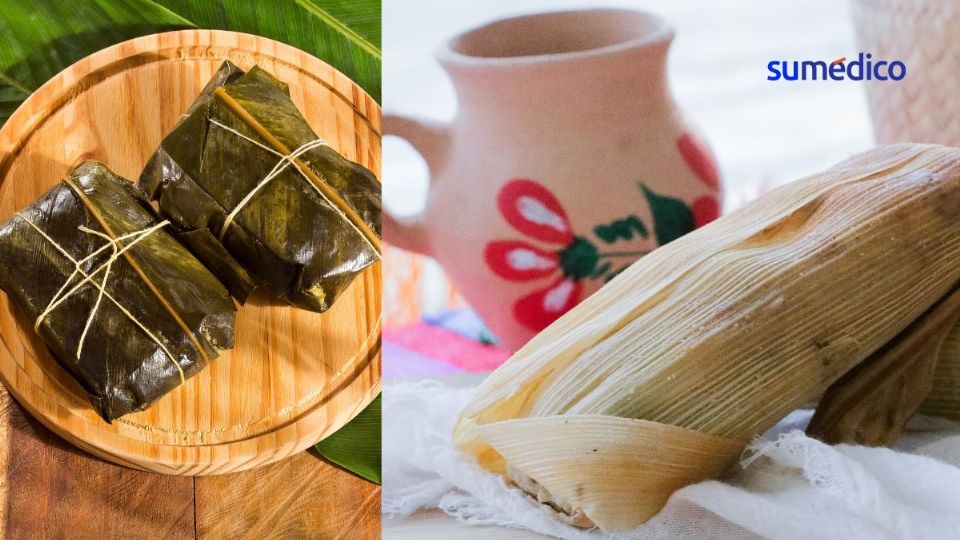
[0, 30, 381, 475]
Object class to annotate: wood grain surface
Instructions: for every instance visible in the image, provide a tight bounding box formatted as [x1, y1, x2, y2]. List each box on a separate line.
[0, 384, 379, 539]
[196, 450, 380, 539]
[0, 30, 381, 474]
[384, 511, 547, 540]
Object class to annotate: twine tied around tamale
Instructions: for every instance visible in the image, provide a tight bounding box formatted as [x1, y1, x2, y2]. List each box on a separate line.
[208, 86, 382, 256]
[16, 213, 186, 384]
[208, 118, 332, 237]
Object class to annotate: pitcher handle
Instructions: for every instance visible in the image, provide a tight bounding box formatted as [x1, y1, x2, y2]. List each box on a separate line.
[383, 114, 449, 256]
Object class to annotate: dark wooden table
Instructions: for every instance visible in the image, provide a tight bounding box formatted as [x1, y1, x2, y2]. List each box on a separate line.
[0, 386, 379, 539]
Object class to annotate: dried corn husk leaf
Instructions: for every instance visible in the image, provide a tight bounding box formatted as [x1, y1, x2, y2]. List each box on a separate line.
[455, 144, 960, 532]
[921, 325, 960, 419]
[477, 415, 743, 530]
[807, 285, 960, 445]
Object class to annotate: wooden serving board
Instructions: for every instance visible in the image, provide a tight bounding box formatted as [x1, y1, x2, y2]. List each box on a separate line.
[0, 384, 380, 538]
[0, 30, 381, 475]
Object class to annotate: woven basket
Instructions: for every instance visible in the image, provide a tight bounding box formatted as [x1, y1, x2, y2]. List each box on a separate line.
[852, 0, 960, 144]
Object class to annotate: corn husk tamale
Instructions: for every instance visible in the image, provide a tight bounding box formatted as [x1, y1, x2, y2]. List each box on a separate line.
[806, 284, 960, 445]
[454, 144, 960, 532]
[801, 291, 960, 443]
[921, 327, 960, 419]
[0, 162, 237, 422]
[138, 61, 381, 312]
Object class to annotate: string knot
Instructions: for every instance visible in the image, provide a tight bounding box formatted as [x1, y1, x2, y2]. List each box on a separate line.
[19, 213, 185, 384]
[206, 119, 376, 254]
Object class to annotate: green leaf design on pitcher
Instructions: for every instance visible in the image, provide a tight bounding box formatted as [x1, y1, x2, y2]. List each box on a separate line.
[557, 236, 599, 280]
[594, 215, 648, 244]
[640, 183, 695, 246]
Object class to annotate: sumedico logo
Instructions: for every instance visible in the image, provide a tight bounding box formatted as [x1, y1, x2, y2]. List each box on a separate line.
[767, 53, 906, 81]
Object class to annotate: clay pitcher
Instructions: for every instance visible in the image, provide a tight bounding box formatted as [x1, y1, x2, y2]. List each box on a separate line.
[384, 8, 722, 350]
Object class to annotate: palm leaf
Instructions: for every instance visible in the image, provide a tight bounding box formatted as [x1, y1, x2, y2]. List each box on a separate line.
[315, 394, 381, 484]
[0, 0, 194, 125]
[152, 0, 381, 100]
[0, 0, 381, 127]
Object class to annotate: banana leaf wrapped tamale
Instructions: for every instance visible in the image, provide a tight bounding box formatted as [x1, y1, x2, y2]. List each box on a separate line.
[138, 61, 381, 312]
[455, 145, 960, 532]
[0, 162, 237, 422]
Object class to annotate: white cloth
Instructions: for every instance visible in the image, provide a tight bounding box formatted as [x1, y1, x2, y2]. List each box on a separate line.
[383, 380, 960, 540]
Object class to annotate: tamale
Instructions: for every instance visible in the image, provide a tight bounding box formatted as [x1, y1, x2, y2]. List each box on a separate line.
[0, 162, 237, 422]
[921, 326, 960, 419]
[806, 285, 960, 446]
[454, 144, 960, 532]
[139, 61, 382, 312]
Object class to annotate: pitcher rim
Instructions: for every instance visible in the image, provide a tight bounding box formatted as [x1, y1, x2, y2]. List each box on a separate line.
[436, 8, 674, 68]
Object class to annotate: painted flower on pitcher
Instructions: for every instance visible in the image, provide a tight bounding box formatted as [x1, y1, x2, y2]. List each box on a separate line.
[677, 131, 722, 227]
[484, 180, 589, 332]
[486, 179, 661, 332]
[486, 173, 721, 333]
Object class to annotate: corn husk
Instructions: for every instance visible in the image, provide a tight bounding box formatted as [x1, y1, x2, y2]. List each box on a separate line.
[454, 144, 960, 532]
[922, 326, 960, 419]
[807, 285, 960, 445]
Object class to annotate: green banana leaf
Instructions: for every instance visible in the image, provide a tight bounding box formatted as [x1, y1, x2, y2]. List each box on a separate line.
[0, 0, 381, 126]
[153, 0, 381, 100]
[315, 394, 381, 484]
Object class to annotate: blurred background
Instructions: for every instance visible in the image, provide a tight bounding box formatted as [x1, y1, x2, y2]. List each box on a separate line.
[383, 0, 876, 379]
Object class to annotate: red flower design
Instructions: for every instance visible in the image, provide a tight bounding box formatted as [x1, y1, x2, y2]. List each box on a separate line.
[496, 179, 574, 245]
[513, 277, 582, 332]
[677, 132, 720, 190]
[484, 240, 559, 281]
[485, 173, 716, 334]
[692, 196, 720, 228]
[485, 179, 585, 332]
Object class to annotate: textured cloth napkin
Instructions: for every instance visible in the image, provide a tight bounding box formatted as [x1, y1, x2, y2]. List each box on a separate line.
[383, 380, 960, 540]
